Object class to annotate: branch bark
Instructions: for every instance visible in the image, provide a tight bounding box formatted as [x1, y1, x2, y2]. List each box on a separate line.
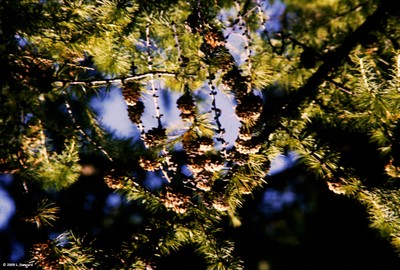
[53, 71, 177, 87]
[255, 0, 397, 144]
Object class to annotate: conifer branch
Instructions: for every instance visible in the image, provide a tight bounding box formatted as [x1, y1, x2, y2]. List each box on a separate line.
[326, 76, 353, 95]
[397, 53, 400, 79]
[62, 89, 114, 162]
[225, 0, 254, 39]
[287, 0, 393, 108]
[159, 165, 172, 183]
[145, 22, 163, 124]
[255, 0, 395, 143]
[171, 21, 183, 64]
[319, 3, 367, 27]
[142, 22, 173, 182]
[194, 0, 228, 153]
[255, 0, 269, 47]
[6, 0, 400, 266]
[38, 120, 49, 162]
[208, 76, 228, 153]
[25, 199, 60, 228]
[230, 0, 256, 26]
[146, 23, 153, 73]
[255, 0, 267, 26]
[53, 71, 177, 87]
[256, 1, 286, 56]
[244, 25, 253, 93]
[359, 57, 373, 95]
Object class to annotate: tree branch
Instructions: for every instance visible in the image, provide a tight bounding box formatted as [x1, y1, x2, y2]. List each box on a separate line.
[255, 0, 396, 143]
[53, 71, 177, 87]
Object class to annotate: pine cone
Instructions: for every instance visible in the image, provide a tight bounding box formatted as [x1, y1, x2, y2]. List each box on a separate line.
[104, 174, 124, 189]
[127, 101, 144, 124]
[139, 156, 161, 171]
[187, 162, 204, 175]
[160, 189, 189, 214]
[177, 91, 195, 112]
[179, 111, 196, 121]
[238, 126, 253, 141]
[183, 139, 201, 156]
[228, 150, 249, 166]
[222, 67, 248, 98]
[144, 127, 166, 148]
[212, 196, 230, 212]
[235, 138, 261, 155]
[205, 31, 225, 49]
[183, 136, 214, 157]
[195, 171, 214, 191]
[202, 154, 224, 172]
[326, 181, 346, 195]
[32, 241, 60, 270]
[122, 81, 141, 105]
[198, 137, 214, 154]
[177, 91, 196, 121]
[196, 180, 212, 191]
[235, 94, 263, 122]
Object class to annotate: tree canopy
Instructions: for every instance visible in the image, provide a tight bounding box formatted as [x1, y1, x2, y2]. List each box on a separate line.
[1, 0, 400, 269]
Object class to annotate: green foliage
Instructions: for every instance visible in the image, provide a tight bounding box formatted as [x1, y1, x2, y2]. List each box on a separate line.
[358, 188, 400, 252]
[2, 0, 400, 268]
[31, 231, 98, 270]
[24, 136, 82, 191]
[25, 198, 60, 228]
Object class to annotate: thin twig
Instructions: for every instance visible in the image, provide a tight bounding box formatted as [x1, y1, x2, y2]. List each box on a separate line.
[62, 89, 114, 162]
[53, 71, 177, 87]
[325, 76, 353, 95]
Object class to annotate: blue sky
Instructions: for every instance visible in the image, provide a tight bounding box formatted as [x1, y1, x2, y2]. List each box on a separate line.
[0, 174, 15, 232]
[0, 188, 15, 230]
